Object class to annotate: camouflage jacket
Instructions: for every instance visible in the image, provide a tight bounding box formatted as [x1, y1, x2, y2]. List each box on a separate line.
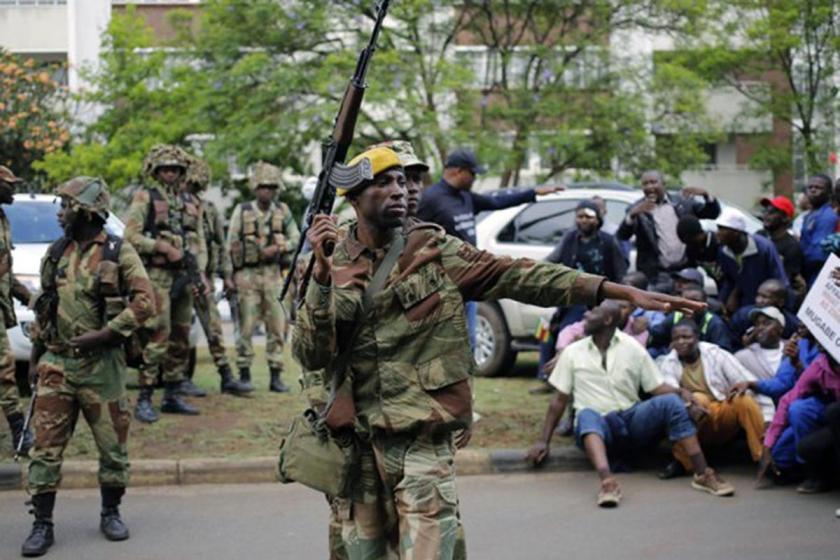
[123, 183, 205, 270]
[227, 201, 300, 270]
[0, 209, 29, 328]
[292, 220, 604, 436]
[33, 232, 155, 349]
[202, 199, 232, 279]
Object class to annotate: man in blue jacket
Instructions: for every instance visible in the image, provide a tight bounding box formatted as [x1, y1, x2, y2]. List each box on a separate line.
[715, 208, 789, 314]
[417, 148, 560, 346]
[800, 173, 837, 285]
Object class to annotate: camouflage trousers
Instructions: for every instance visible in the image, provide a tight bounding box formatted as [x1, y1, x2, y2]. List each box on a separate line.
[234, 266, 285, 370]
[0, 320, 20, 417]
[200, 289, 229, 371]
[28, 349, 131, 494]
[335, 432, 463, 560]
[139, 267, 192, 387]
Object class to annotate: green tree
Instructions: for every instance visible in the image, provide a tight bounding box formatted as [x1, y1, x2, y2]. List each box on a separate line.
[0, 49, 69, 184]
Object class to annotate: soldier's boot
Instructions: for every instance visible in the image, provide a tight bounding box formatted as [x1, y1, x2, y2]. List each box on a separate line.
[238, 367, 254, 392]
[177, 370, 207, 398]
[99, 486, 129, 542]
[160, 383, 200, 415]
[6, 411, 33, 456]
[219, 365, 252, 396]
[21, 492, 55, 557]
[269, 367, 289, 393]
[133, 387, 158, 424]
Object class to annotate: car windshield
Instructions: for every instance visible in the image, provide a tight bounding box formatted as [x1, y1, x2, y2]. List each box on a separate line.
[6, 198, 125, 244]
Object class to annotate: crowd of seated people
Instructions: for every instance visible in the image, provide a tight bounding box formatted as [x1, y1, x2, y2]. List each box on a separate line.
[528, 171, 840, 509]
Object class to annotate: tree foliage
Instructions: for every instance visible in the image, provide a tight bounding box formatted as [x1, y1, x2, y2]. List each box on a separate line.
[0, 49, 69, 183]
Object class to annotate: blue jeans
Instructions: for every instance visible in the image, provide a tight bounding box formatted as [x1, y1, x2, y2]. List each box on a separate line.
[771, 396, 826, 470]
[574, 394, 696, 452]
[537, 335, 556, 381]
[465, 301, 477, 351]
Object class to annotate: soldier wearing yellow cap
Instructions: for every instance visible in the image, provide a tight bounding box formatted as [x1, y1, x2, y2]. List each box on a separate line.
[0, 166, 34, 456]
[226, 162, 300, 391]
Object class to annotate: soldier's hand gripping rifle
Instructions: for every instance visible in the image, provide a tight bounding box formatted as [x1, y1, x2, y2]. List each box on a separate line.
[280, 0, 391, 303]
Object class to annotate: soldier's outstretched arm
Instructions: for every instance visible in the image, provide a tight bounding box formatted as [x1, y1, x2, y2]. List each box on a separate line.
[291, 215, 338, 371]
[439, 234, 705, 315]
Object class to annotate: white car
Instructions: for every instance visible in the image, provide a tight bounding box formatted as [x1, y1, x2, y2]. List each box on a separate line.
[473, 187, 762, 377]
[6, 193, 198, 389]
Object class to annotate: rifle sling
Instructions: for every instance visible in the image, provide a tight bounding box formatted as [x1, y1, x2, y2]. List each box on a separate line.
[326, 232, 405, 406]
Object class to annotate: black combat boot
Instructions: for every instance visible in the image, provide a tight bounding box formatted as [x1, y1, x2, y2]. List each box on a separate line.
[6, 411, 33, 456]
[21, 491, 55, 557]
[99, 486, 130, 541]
[219, 365, 252, 396]
[238, 367, 254, 392]
[160, 383, 200, 415]
[269, 367, 289, 393]
[133, 387, 158, 424]
[177, 372, 207, 398]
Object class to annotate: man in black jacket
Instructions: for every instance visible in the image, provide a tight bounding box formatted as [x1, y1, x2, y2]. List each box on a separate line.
[617, 171, 720, 292]
[534, 200, 627, 387]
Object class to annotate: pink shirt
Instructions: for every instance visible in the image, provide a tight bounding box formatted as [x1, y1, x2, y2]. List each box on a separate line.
[555, 316, 649, 353]
[764, 354, 840, 448]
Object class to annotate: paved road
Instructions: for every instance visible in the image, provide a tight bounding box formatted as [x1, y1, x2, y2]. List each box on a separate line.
[0, 470, 837, 560]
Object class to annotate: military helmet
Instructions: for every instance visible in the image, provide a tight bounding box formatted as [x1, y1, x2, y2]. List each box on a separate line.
[249, 161, 283, 191]
[142, 144, 189, 179]
[367, 140, 429, 172]
[56, 176, 111, 221]
[185, 155, 211, 190]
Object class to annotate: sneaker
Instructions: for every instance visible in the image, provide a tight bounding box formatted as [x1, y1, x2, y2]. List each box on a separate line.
[597, 478, 621, 508]
[658, 460, 687, 480]
[796, 478, 829, 494]
[692, 468, 735, 497]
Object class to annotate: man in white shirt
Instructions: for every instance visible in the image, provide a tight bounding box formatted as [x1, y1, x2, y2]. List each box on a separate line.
[735, 307, 787, 380]
[526, 301, 735, 508]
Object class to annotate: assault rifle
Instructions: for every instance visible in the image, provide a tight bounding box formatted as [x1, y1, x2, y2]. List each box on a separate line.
[280, 0, 391, 303]
[14, 382, 36, 462]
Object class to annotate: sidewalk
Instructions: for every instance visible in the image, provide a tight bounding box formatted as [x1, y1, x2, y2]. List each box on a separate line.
[0, 446, 589, 491]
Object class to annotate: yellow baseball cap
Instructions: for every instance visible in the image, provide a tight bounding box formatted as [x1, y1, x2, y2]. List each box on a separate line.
[336, 147, 402, 196]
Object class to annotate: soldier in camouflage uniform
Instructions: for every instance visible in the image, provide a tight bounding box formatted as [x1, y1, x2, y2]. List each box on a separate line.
[0, 166, 34, 456]
[295, 146, 701, 559]
[227, 162, 300, 392]
[182, 155, 251, 396]
[22, 177, 154, 557]
[123, 145, 202, 422]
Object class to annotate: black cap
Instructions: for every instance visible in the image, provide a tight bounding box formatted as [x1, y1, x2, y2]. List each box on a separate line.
[444, 148, 486, 174]
[575, 199, 603, 228]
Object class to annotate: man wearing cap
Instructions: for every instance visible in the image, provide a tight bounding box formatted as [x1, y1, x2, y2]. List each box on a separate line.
[617, 171, 720, 292]
[416, 148, 561, 346]
[715, 208, 789, 314]
[657, 318, 772, 480]
[124, 144, 202, 421]
[22, 177, 154, 555]
[0, 166, 34, 456]
[297, 146, 705, 557]
[537, 200, 627, 382]
[729, 279, 799, 343]
[799, 174, 837, 285]
[758, 195, 805, 297]
[650, 284, 735, 355]
[227, 161, 300, 392]
[735, 306, 788, 381]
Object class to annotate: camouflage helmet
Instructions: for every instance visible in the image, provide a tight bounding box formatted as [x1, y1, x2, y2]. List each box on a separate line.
[185, 154, 211, 190]
[249, 161, 283, 191]
[56, 176, 111, 221]
[367, 140, 429, 172]
[142, 144, 189, 179]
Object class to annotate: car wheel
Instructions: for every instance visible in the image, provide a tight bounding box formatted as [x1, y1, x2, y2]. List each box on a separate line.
[474, 302, 516, 377]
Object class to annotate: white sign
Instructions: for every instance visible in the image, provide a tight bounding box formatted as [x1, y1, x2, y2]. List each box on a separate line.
[798, 253, 840, 362]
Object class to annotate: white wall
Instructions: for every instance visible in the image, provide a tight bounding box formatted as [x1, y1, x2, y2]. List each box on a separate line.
[0, 6, 68, 53]
[682, 167, 772, 211]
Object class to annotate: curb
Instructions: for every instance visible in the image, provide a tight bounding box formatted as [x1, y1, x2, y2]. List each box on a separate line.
[0, 447, 588, 492]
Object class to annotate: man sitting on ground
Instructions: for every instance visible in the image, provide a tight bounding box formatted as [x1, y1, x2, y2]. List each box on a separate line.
[656, 320, 773, 479]
[735, 307, 788, 380]
[526, 301, 735, 508]
[649, 285, 735, 356]
[729, 279, 799, 343]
